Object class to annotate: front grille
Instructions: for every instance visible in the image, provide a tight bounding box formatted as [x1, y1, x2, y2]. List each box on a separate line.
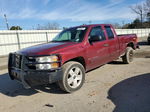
[9, 53, 37, 70]
[9, 53, 22, 69]
[15, 54, 22, 68]
[26, 57, 36, 70]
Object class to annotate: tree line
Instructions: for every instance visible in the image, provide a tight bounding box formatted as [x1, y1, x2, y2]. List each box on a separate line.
[9, 22, 60, 30]
[123, 0, 150, 29]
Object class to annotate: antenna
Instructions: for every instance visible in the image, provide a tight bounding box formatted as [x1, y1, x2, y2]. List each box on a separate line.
[4, 14, 9, 30]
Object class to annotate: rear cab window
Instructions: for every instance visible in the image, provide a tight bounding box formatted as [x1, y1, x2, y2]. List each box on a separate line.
[104, 26, 114, 39]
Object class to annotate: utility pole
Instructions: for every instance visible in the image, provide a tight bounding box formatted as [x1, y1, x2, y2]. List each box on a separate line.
[4, 14, 9, 30]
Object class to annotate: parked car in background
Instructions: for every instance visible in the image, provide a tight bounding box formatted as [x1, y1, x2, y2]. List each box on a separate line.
[8, 24, 139, 93]
[148, 33, 150, 45]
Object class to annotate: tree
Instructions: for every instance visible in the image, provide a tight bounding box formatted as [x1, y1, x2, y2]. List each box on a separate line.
[37, 22, 60, 30]
[112, 23, 121, 29]
[144, 0, 150, 26]
[122, 23, 130, 29]
[122, 18, 150, 29]
[10, 26, 22, 30]
[144, 0, 150, 14]
[130, 4, 144, 27]
[147, 13, 150, 21]
[122, 18, 142, 29]
[133, 18, 141, 28]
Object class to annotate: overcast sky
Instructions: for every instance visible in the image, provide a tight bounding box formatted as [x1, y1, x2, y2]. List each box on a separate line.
[0, 0, 144, 30]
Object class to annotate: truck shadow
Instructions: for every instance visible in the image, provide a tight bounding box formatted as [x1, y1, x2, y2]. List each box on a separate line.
[0, 73, 65, 97]
[108, 73, 150, 112]
[108, 61, 124, 65]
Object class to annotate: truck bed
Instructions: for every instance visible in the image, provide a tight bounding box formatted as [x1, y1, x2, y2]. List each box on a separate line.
[117, 34, 137, 37]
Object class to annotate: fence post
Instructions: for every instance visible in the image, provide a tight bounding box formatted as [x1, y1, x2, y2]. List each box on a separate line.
[141, 29, 143, 38]
[45, 32, 48, 43]
[16, 31, 21, 50]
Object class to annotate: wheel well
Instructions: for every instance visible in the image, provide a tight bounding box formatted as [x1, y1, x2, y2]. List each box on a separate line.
[64, 57, 86, 69]
[127, 42, 134, 49]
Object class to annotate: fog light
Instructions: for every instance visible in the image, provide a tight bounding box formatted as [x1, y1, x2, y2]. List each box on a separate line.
[36, 63, 59, 70]
[36, 64, 51, 70]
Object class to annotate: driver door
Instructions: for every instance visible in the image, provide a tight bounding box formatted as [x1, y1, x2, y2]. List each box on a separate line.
[86, 26, 109, 69]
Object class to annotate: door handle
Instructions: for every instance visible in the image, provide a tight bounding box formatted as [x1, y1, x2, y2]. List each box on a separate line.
[103, 43, 109, 47]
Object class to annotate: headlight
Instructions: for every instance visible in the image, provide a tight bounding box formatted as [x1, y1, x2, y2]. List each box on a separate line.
[35, 55, 60, 70]
[36, 55, 58, 62]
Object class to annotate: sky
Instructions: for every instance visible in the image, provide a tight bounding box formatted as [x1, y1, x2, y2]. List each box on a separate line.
[0, 0, 145, 30]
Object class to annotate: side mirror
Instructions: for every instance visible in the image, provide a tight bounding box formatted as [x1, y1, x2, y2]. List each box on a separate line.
[89, 35, 100, 43]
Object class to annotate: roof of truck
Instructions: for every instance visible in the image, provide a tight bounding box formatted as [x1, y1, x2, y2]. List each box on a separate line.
[70, 24, 113, 29]
[80, 24, 111, 26]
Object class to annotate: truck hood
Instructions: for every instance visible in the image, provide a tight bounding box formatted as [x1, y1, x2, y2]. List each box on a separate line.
[18, 42, 76, 56]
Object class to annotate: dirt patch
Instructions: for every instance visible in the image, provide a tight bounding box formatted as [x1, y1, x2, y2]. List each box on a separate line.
[0, 40, 150, 112]
[134, 44, 150, 58]
[135, 51, 150, 58]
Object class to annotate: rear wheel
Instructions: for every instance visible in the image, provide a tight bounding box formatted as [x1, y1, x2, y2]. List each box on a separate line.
[147, 36, 150, 45]
[58, 61, 85, 93]
[122, 47, 134, 64]
[148, 40, 150, 45]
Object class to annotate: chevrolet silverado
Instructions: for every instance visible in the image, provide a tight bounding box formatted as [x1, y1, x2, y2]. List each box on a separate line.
[8, 24, 139, 92]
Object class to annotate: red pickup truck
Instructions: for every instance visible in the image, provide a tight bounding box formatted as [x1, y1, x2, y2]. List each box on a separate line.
[8, 24, 139, 92]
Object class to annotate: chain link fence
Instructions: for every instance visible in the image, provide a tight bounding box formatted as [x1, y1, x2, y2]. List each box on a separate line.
[0, 29, 150, 56]
[116, 29, 150, 40]
[0, 30, 61, 56]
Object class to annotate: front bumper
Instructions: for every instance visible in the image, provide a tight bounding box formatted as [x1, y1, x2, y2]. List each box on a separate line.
[8, 53, 63, 88]
[9, 68, 63, 88]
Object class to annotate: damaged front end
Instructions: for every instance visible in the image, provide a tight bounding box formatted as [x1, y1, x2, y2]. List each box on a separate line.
[8, 53, 63, 88]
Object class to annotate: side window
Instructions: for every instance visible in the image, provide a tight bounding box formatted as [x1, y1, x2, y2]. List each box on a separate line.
[105, 26, 114, 39]
[89, 26, 106, 41]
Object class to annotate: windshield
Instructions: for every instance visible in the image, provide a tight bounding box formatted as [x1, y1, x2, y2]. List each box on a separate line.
[52, 27, 87, 42]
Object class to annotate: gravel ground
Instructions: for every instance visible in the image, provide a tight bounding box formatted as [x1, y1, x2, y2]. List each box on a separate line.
[0, 42, 150, 112]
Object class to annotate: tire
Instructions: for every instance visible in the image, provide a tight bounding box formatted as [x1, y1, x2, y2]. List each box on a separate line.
[122, 47, 134, 64]
[148, 40, 150, 45]
[147, 36, 150, 45]
[58, 61, 85, 93]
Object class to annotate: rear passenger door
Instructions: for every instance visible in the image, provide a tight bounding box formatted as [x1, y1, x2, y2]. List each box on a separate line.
[87, 26, 109, 69]
[104, 26, 120, 61]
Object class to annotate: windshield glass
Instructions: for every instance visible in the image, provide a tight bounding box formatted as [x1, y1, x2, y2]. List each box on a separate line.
[52, 27, 87, 42]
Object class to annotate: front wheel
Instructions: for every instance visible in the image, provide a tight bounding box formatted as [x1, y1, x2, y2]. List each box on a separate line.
[58, 61, 85, 93]
[122, 47, 134, 64]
